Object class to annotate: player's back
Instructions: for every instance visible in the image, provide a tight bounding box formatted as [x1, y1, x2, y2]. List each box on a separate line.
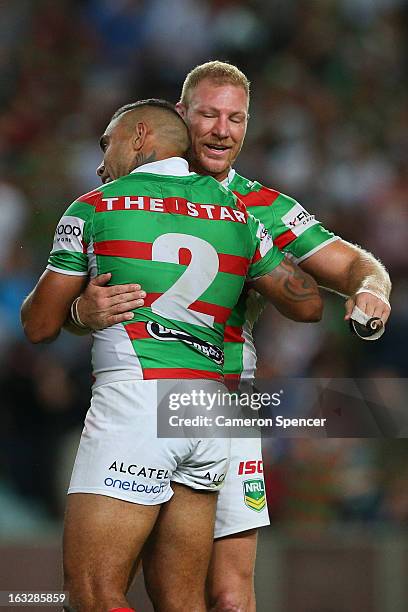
[48, 165, 281, 384]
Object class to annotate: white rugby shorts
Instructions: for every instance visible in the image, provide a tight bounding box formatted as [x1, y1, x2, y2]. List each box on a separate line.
[214, 436, 270, 538]
[68, 380, 230, 506]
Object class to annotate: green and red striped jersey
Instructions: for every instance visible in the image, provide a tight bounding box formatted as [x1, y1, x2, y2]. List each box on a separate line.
[222, 169, 338, 383]
[47, 158, 284, 385]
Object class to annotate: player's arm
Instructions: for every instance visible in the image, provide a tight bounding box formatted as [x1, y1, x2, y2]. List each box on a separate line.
[21, 270, 88, 343]
[246, 214, 323, 322]
[22, 194, 101, 342]
[251, 256, 323, 322]
[299, 239, 391, 325]
[259, 189, 391, 325]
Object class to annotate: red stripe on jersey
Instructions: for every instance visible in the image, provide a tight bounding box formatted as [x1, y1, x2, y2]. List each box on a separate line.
[94, 240, 152, 259]
[233, 186, 280, 208]
[96, 195, 246, 223]
[190, 300, 231, 324]
[144, 293, 231, 324]
[218, 253, 249, 276]
[143, 368, 223, 381]
[252, 248, 261, 263]
[234, 196, 249, 218]
[125, 322, 151, 340]
[224, 325, 244, 343]
[179, 250, 249, 276]
[94, 240, 248, 276]
[163, 197, 246, 223]
[224, 373, 241, 391]
[274, 228, 297, 249]
[77, 189, 102, 207]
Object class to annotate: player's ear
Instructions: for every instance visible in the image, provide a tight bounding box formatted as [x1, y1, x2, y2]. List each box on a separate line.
[175, 102, 187, 120]
[133, 121, 148, 151]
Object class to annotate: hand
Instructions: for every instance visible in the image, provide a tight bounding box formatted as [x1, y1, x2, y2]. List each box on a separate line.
[77, 273, 146, 330]
[344, 290, 391, 326]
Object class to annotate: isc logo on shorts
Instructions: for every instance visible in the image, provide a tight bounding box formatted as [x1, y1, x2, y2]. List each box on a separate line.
[238, 460, 263, 475]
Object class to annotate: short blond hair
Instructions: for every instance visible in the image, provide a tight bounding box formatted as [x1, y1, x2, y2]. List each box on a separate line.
[180, 60, 250, 106]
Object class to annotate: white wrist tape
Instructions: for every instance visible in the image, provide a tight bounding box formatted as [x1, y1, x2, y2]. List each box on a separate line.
[355, 289, 390, 308]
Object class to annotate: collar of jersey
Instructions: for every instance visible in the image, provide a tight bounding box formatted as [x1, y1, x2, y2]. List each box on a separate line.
[221, 167, 236, 188]
[131, 157, 194, 177]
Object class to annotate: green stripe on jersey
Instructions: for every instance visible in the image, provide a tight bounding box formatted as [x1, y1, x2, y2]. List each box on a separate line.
[282, 225, 337, 261]
[224, 342, 244, 377]
[130, 336, 223, 377]
[48, 251, 88, 274]
[95, 256, 246, 310]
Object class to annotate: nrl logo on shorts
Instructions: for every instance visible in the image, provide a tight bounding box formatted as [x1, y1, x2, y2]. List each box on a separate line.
[243, 479, 266, 512]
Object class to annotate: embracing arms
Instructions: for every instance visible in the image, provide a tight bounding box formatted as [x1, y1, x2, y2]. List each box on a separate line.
[24, 239, 390, 342]
[64, 238, 390, 334]
[20, 270, 145, 343]
[61, 254, 322, 336]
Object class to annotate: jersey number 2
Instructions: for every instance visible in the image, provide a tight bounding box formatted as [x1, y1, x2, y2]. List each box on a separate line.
[151, 233, 219, 327]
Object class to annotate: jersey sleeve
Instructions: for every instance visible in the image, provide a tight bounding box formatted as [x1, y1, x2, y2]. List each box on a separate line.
[246, 213, 285, 279]
[46, 199, 95, 276]
[262, 192, 338, 263]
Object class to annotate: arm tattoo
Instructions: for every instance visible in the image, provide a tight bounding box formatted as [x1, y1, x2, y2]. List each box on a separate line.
[268, 257, 319, 302]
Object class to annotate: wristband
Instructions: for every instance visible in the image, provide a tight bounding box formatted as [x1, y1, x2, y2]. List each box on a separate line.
[355, 289, 390, 308]
[70, 297, 88, 329]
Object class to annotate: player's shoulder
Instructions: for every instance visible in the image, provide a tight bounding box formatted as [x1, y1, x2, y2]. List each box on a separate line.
[73, 186, 104, 207]
[230, 171, 297, 209]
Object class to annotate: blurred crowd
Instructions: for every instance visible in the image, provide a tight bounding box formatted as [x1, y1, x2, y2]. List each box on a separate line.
[0, 0, 407, 531]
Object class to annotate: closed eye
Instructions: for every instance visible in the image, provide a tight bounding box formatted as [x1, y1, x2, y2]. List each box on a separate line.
[99, 136, 108, 152]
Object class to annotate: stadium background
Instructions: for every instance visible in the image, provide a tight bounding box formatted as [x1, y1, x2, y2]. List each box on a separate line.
[0, 1, 407, 610]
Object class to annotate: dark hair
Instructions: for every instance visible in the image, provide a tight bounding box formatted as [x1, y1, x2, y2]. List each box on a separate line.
[111, 98, 185, 125]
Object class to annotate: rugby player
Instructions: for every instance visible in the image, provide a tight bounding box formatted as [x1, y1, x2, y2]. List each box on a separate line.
[75, 62, 391, 612]
[21, 99, 323, 612]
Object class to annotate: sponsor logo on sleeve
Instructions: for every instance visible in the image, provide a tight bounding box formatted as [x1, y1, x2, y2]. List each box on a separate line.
[243, 478, 266, 512]
[257, 223, 274, 257]
[51, 215, 85, 253]
[282, 203, 318, 237]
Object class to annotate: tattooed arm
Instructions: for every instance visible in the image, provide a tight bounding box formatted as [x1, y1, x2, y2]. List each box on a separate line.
[252, 255, 323, 322]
